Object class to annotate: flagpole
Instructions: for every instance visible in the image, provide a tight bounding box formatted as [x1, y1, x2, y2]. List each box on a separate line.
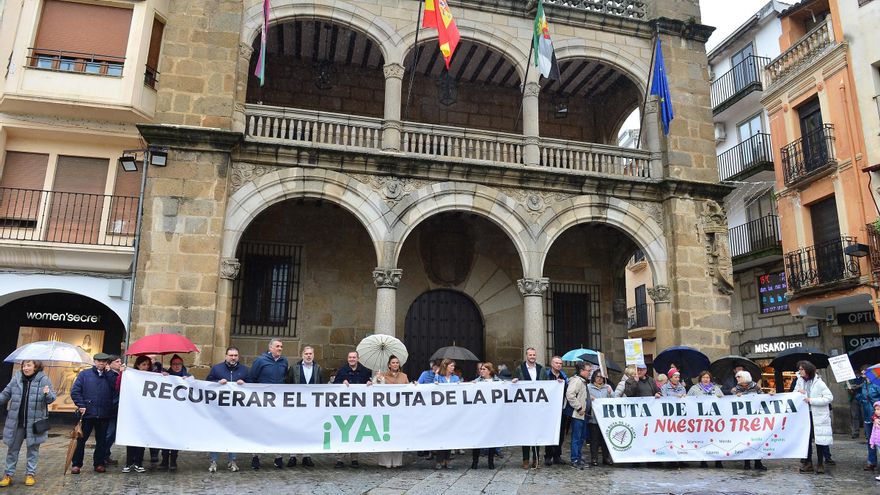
[403, 1, 425, 121]
[514, 34, 535, 133]
[636, 27, 659, 150]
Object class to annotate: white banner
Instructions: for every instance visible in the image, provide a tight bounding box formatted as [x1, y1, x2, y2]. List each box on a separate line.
[828, 354, 856, 382]
[592, 393, 811, 462]
[117, 371, 563, 453]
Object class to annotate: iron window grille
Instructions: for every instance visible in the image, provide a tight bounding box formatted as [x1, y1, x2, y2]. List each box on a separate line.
[231, 241, 303, 337]
[545, 282, 601, 358]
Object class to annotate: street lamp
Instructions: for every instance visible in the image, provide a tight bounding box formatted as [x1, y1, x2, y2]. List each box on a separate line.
[117, 147, 167, 350]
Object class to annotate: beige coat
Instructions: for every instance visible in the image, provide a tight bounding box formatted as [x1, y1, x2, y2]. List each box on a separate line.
[566, 375, 590, 420]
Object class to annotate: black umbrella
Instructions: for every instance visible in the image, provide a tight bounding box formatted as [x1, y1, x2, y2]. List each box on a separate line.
[768, 346, 829, 371]
[849, 340, 880, 370]
[430, 345, 479, 362]
[709, 355, 762, 386]
[652, 346, 711, 379]
[578, 353, 623, 373]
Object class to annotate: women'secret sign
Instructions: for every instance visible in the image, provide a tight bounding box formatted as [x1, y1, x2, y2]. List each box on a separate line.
[592, 394, 810, 462]
[117, 370, 563, 453]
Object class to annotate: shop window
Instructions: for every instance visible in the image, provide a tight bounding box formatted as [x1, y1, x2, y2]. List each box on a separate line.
[231, 242, 302, 337]
[0, 152, 49, 225]
[30, 1, 131, 76]
[545, 282, 601, 356]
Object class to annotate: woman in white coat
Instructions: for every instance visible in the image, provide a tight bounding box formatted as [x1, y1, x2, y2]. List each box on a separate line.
[794, 360, 833, 474]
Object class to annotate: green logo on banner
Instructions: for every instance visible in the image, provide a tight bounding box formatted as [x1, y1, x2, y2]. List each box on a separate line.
[323, 415, 391, 450]
[606, 421, 636, 451]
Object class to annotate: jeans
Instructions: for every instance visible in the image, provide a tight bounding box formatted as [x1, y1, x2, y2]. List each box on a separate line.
[72, 418, 109, 468]
[210, 452, 237, 462]
[104, 418, 117, 460]
[867, 422, 878, 466]
[850, 399, 863, 436]
[4, 427, 39, 476]
[570, 418, 586, 462]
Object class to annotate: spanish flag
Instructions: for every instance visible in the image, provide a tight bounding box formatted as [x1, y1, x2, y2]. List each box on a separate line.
[423, 0, 460, 69]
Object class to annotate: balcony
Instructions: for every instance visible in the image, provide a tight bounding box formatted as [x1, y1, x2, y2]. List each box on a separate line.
[867, 223, 880, 279]
[711, 55, 770, 115]
[729, 215, 782, 269]
[717, 133, 774, 182]
[245, 104, 654, 179]
[785, 236, 861, 292]
[627, 303, 654, 331]
[765, 17, 836, 88]
[781, 124, 835, 187]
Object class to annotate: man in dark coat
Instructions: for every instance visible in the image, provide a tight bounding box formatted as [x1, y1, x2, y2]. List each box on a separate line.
[333, 351, 372, 468]
[623, 364, 661, 398]
[70, 353, 118, 474]
[513, 347, 547, 469]
[206, 346, 249, 473]
[543, 356, 569, 466]
[285, 345, 324, 467]
[248, 339, 289, 470]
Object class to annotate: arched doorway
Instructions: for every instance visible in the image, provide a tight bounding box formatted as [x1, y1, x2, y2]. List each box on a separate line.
[403, 289, 484, 380]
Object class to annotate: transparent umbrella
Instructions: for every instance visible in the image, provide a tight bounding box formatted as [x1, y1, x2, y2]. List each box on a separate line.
[5, 341, 93, 366]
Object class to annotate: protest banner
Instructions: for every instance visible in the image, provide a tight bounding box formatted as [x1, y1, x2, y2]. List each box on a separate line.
[624, 338, 645, 367]
[592, 393, 810, 462]
[827, 354, 856, 382]
[117, 370, 563, 453]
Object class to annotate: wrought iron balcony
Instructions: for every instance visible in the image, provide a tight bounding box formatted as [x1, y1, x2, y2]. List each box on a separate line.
[867, 223, 880, 279]
[781, 124, 835, 187]
[711, 55, 770, 114]
[0, 187, 138, 247]
[729, 215, 781, 259]
[717, 133, 773, 182]
[785, 236, 861, 292]
[626, 303, 654, 330]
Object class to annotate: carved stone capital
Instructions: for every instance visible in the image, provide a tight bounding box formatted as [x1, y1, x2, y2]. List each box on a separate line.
[373, 268, 403, 289]
[647, 285, 671, 303]
[383, 63, 405, 80]
[220, 258, 241, 280]
[523, 82, 541, 98]
[517, 277, 549, 297]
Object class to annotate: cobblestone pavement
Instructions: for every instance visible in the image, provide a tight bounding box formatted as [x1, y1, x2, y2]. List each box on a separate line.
[2, 432, 877, 494]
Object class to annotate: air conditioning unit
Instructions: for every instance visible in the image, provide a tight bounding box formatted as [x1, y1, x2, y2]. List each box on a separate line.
[714, 123, 726, 144]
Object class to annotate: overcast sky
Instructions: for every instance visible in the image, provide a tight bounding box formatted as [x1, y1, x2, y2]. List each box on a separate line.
[702, 0, 784, 51]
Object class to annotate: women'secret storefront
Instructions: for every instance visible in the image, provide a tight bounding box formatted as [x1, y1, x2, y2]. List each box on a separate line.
[0, 292, 125, 412]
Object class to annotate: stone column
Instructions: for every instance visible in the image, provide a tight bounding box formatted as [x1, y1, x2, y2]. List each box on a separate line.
[215, 257, 241, 364]
[373, 268, 402, 335]
[518, 277, 549, 363]
[642, 96, 664, 178]
[522, 82, 541, 166]
[382, 63, 405, 151]
[648, 285, 673, 351]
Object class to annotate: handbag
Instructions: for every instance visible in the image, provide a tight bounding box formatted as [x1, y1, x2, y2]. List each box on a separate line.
[32, 418, 50, 435]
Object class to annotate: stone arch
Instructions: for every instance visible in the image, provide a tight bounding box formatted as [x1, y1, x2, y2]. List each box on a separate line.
[398, 21, 529, 80]
[536, 197, 668, 286]
[222, 168, 389, 266]
[387, 183, 536, 276]
[553, 38, 651, 99]
[241, 0, 405, 64]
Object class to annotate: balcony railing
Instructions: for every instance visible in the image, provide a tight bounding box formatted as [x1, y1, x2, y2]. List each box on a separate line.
[785, 236, 861, 291]
[765, 18, 835, 86]
[0, 188, 138, 247]
[781, 124, 835, 187]
[627, 303, 654, 330]
[401, 122, 524, 164]
[27, 48, 124, 77]
[246, 106, 383, 150]
[729, 215, 781, 258]
[144, 64, 160, 89]
[717, 133, 773, 181]
[710, 55, 770, 113]
[867, 223, 880, 278]
[539, 138, 651, 177]
[542, 0, 646, 19]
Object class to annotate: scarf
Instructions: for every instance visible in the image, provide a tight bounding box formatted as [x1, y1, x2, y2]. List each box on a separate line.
[699, 382, 715, 394]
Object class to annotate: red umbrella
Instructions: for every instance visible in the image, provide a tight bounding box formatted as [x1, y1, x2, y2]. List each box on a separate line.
[126, 333, 199, 356]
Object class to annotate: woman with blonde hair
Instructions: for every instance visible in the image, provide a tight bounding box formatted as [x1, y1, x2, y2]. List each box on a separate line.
[613, 365, 637, 397]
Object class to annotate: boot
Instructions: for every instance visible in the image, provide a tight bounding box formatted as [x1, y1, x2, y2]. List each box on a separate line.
[815, 460, 824, 474]
[158, 452, 169, 471]
[487, 452, 495, 469]
[754, 460, 767, 471]
[169, 452, 178, 472]
[743, 460, 751, 470]
[799, 461, 814, 473]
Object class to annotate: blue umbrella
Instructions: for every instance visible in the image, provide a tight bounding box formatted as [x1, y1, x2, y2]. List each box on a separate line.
[561, 348, 597, 362]
[653, 346, 710, 379]
[865, 364, 880, 388]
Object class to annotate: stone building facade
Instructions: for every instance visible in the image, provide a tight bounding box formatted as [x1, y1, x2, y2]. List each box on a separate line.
[0, 0, 734, 381]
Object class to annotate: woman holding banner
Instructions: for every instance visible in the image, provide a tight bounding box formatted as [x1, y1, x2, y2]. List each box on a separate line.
[689, 371, 724, 469]
[470, 363, 501, 469]
[731, 370, 767, 471]
[587, 371, 613, 466]
[433, 359, 460, 469]
[119, 356, 153, 474]
[794, 360, 833, 474]
[376, 356, 408, 469]
[660, 368, 687, 398]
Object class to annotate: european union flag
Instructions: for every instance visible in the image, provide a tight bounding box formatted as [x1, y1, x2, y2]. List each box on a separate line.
[651, 38, 674, 135]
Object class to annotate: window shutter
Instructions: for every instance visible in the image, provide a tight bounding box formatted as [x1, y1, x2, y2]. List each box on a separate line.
[34, 1, 132, 58]
[0, 152, 49, 221]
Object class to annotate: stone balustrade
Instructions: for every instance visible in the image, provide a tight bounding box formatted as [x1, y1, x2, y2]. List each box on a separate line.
[765, 17, 835, 87]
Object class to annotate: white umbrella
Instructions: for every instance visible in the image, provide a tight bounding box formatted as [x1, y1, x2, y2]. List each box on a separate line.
[356, 334, 408, 372]
[5, 341, 93, 366]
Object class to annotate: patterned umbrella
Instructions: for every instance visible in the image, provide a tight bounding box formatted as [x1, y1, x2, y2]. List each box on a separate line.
[356, 334, 408, 372]
[561, 348, 597, 362]
[865, 364, 880, 388]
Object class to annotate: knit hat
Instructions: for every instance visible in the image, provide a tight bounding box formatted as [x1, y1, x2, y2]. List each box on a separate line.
[668, 367, 680, 377]
[874, 401, 880, 409]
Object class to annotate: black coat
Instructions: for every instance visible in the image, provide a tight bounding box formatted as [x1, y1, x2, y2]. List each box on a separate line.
[333, 364, 372, 384]
[71, 367, 118, 419]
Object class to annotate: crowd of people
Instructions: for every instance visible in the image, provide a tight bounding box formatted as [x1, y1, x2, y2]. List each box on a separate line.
[0, 341, 877, 486]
